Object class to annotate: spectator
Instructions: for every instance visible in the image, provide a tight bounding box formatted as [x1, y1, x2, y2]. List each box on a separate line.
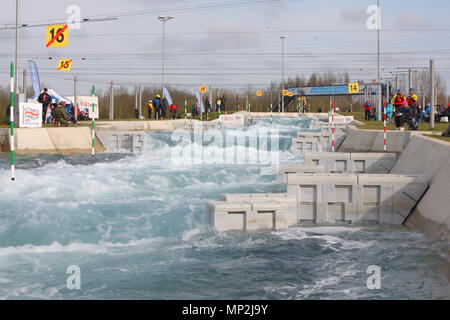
[54, 102, 70, 127]
[153, 94, 162, 119]
[221, 95, 226, 113]
[204, 97, 211, 114]
[169, 104, 178, 119]
[392, 89, 408, 131]
[38, 88, 52, 123]
[147, 100, 154, 119]
[191, 104, 199, 118]
[364, 100, 372, 121]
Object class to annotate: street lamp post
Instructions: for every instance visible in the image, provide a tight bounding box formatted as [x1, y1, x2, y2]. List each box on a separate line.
[280, 36, 286, 113]
[158, 16, 175, 99]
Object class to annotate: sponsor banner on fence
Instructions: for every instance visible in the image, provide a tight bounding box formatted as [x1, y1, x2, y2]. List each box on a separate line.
[19, 103, 43, 128]
[219, 114, 245, 127]
[329, 115, 354, 124]
[67, 96, 99, 119]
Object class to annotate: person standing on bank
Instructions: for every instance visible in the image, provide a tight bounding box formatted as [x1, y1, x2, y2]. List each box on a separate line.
[392, 89, 408, 131]
[38, 88, 52, 123]
[364, 100, 372, 121]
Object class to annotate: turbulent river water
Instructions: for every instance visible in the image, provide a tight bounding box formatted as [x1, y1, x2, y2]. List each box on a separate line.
[0, 118, 448, 300]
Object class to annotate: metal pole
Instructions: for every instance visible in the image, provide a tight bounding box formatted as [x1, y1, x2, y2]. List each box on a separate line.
[430, 60, 436, 129]
[9, 62, 16, 181]
[91, 85, 96, 156]
[109, 81, 114, 120]
[14, 0, 20, 94]
[139, 85, 142, 118]
[162, 20, 165, 98]
[408, 69, 412, 90]
[377, 0, 382, 122]
[281, 36, 286, 113]
[74, 76, 78, 122]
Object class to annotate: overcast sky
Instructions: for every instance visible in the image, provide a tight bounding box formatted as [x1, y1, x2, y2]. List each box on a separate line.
[1, 0, 449, 97]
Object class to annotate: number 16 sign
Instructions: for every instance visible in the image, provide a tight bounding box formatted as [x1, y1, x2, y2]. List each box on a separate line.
[46, 24, 69, 47]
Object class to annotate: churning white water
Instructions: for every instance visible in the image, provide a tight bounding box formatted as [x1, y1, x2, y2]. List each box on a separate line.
[0, 118, 448, 299]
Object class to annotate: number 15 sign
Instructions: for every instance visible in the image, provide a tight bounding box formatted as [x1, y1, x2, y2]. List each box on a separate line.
[46, 24, 69, 47]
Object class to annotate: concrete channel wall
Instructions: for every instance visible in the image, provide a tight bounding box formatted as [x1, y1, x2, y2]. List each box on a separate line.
[3, 127, 105, 154]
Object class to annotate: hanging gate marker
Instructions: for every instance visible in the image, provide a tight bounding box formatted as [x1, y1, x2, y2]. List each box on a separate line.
[9, 62, 15, 181]
[91, 85, 96, 156]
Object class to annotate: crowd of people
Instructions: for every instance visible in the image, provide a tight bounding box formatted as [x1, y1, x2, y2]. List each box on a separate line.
[38, 88, 82, 126]
[363, 88, 450, 131]
[146, 94, 180, 120]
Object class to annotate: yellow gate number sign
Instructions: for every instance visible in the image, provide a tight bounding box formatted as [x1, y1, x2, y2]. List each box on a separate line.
[256, 91, 263, 97]
[199, 86, 207, 93]
[282, 90, 289, 96]
[57, 59, 73, 71]
[348, 83, 359, 94]
[46, 24, 69, 47]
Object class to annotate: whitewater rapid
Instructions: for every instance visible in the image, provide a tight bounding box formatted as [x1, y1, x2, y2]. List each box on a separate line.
[0, 118, 448, 300]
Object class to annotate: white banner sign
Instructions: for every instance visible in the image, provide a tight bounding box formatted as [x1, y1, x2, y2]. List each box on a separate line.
[67, 96, 99, 119]
[19, 103, 42, 128]
[329, 116, 354, 124]
[219, 114, 245, 127]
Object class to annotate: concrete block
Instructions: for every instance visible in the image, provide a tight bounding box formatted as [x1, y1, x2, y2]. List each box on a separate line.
[97, 131, 146, 153]
[292, 138, 322, 154]
[220, 193, 297, 227]
[245, 201, 289, 231]
[304, 153, 352, 173]
[277, 165, 325, 183]
[206, 201, 252, 232]
[350, 153, 397, 174]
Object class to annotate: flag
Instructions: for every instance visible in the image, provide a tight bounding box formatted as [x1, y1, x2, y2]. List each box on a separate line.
[27, 60, 41, 98]
[195, 90, 205, 113]
[163, 87, 173, 105]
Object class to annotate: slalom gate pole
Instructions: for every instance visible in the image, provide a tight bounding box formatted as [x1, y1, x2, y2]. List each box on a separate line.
[9, 62, 15, 181]
[331, 100, 335, 153]
[91, 85, 96, 156]
[383, 112, 387, 152]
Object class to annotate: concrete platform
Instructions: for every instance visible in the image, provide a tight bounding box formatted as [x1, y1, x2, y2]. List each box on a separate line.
[277, 165, 325, 183]
[96, 131, 146, 153]
[206, 200, 289, 232]
[286, 173, 428, 225]
[220, 193, 297, 226]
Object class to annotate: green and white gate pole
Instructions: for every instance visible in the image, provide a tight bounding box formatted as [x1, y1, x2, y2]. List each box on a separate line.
[91, 85, 96, 156]
[9, 62, 15, 181]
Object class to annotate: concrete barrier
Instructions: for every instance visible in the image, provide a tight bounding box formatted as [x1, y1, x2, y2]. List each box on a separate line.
[338, 127, 412, 153]
[13, 127, 105, 154]
[304, 153, 352, 173]
[220, 193, 297, 226]
[303, 152, 396, 174]
[96, 131, 146, 153]
[296, 132, 346, 152]
[351, 153, 397, 174]
[292, 137, 323, 154]
[286, 173, 427, 225]
[206, 200, 289, 232]
[276, 165, 325, 183]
